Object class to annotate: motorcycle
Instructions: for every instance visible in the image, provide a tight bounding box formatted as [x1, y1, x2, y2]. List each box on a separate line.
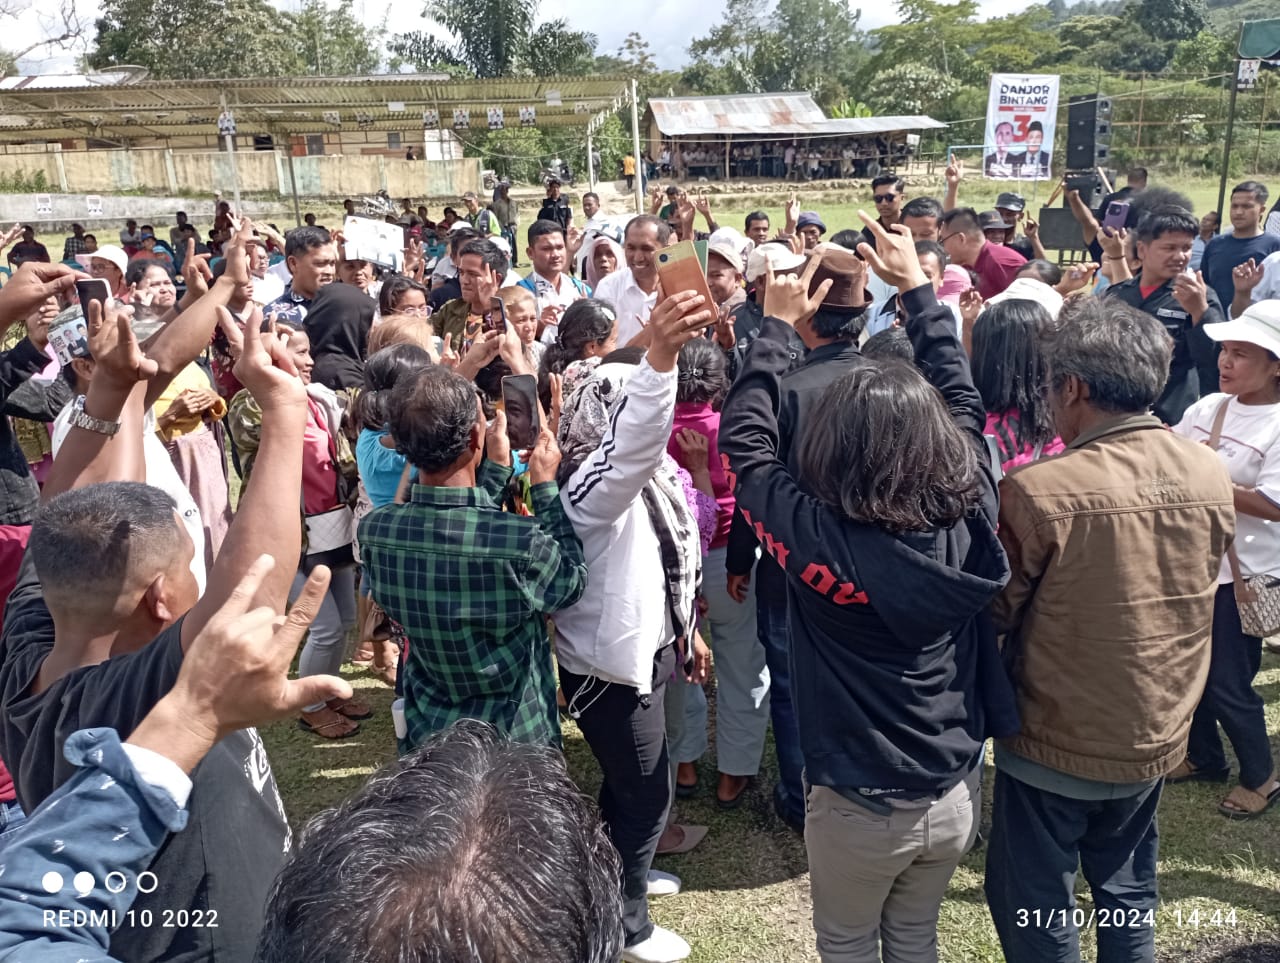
[357, 189, 396, 218]
[541, 158, 575, 186]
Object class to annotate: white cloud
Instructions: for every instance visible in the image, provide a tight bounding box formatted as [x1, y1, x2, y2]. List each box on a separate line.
[8, 0, 1030, 75]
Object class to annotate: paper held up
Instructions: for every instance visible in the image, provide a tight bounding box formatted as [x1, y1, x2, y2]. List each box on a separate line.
[343, 216, 404, 272]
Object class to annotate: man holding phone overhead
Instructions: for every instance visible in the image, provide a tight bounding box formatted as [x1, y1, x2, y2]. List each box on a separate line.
[359, 364, 587, 749]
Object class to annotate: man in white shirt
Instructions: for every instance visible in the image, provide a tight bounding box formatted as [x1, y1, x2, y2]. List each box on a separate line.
[1232, 249, 1280, 319]
[597, 216, 671, 346]
[519, 219, 589, 344]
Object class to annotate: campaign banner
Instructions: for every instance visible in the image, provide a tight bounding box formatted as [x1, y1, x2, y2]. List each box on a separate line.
[983, 74, 1059, 181]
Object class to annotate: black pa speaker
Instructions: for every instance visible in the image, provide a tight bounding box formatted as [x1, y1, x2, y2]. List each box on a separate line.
[1066, 94, 1112, 171]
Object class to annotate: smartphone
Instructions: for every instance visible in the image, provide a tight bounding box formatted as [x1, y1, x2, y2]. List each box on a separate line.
[501, 374, 540, 450]
[483, 296, 508, 333]
[74, 277, 110, 324]
[48, 304, 91, 367]
[656, 240, 716, 309]
[1103, 199, 1130, 231]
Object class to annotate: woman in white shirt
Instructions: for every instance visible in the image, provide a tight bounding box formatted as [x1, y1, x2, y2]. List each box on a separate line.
[1172, 299, 1280, 819]
[552, 290, 712, 963]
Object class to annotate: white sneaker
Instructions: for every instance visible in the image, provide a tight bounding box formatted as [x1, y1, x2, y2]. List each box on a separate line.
[646, 869, 681, 897]
[621, 925, 691, 963]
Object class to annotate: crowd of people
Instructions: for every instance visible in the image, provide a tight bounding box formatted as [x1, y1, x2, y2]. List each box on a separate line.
[643, 138, 909, 183]
[0, 155, 1275, 963]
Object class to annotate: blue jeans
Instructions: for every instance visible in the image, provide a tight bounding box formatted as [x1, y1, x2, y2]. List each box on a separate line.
[758, 588, 804, 825]
[0, 798, 26, 847]
[1186, 584, 1276, 789]
[985, 769, 1161, 963]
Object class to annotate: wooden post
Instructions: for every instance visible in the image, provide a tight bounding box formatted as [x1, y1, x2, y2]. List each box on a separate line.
[725, 134, 731, 181]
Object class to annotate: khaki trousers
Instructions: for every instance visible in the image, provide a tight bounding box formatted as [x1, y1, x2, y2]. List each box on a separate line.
[804, 765, 980, 963]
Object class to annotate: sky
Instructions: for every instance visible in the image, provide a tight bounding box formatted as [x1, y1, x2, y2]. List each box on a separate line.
[6, 0, 1033, 74]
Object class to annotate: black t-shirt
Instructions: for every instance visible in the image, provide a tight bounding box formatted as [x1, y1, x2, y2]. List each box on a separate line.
[0, 556, 290, 961]
[539, 197, 572, 230]
[1006, 236, 1035, 261]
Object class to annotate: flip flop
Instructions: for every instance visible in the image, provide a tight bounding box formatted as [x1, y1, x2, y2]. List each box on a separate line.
[1167, 760, 1231, 784]
[1218, 780, 1280, 820]
[716, 775, 754, 810]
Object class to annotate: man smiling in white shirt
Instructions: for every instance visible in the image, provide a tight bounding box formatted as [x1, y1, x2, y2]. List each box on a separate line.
[596, 216, 671, 346]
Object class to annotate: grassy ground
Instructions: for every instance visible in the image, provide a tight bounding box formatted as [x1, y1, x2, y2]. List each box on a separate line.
[260, 170, 1280, 961]
[262, 650, 1280, 963]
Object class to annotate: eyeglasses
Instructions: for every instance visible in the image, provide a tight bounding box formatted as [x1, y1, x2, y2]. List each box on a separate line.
[938, 232, 962, 244]
[874, 193, 898, 204]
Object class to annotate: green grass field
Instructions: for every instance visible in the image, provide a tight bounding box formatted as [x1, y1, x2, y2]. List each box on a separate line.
[262, 170, 1280, 962]
[262, 651, 1280, 963]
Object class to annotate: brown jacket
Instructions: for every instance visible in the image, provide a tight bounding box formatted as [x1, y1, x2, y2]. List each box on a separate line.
[993, 414, 1233, 783]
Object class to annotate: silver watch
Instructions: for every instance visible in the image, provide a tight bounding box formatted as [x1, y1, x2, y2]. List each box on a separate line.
[69, 395, 121, 437]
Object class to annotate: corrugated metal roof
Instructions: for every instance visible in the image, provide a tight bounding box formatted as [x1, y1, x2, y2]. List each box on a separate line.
[649, 94, 946, 137]
[0, 74, 632, 141]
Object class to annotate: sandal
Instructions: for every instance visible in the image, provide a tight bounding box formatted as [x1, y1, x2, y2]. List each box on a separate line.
[716, 774, 753, 810]
[298, 708, 360, 739]
[1167, 760, 1231, 784]
[675, 762, 699, 799]
[1218, 776, 1280, 820]
[327, 697, 373, 720]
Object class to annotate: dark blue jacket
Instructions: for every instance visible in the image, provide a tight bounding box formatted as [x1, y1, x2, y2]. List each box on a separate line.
[720, 285, 1018, 798]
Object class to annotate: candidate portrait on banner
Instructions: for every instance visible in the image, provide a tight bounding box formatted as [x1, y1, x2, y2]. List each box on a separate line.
[984, 74, 1060, 181]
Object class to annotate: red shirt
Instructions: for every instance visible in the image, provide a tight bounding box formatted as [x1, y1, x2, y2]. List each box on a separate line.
[973, 241, 1027, 299]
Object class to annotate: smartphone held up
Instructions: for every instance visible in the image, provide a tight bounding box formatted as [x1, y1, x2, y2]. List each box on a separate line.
[501, 374, 540, 450]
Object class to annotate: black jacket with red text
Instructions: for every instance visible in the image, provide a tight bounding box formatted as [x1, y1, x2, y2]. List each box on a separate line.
[719, 286, 1018, 797]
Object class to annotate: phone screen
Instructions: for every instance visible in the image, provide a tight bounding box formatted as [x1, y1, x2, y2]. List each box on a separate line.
[501, 374, 540, 450]
[75, 277, 111, 323]
[483, 296, 507, 333]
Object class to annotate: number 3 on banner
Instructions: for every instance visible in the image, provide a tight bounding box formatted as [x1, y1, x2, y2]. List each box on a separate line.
[1012, 114, 1032, 139]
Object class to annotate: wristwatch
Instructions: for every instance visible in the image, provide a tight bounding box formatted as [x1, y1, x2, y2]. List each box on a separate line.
[68, 395, 121, 437]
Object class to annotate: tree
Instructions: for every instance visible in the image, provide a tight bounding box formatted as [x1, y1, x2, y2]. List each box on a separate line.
[1137, 0, 1207, 42]
[284, 0, 385, 76]
[0, 0, 86, 74]
[90, 0, 304, 78]
[865, 63, 961, 114]
[685, 0, 865, 105]
[391, 0, 597, 77]
[524, 20, 598, 76]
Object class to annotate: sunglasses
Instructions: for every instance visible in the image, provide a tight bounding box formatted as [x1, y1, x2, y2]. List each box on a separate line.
[874, 193, 898, 203]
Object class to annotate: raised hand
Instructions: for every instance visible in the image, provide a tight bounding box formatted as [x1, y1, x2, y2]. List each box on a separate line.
[22, 296, 59, 351]
[1234, 258, 1265, 295]
[1024, 217, 1039, 239]
[693, 193, 712, 217]
[87, 298, 158, 386]
[785, 193, 800, 228]
[959, 287, 985, 326]
[525, 428, 562, 486]
[138, 557, 352, 763]
[713, 304, 736, 352]
[1098, 225, 1128, 260]
[944, 155, 961, 189]
[855, 212, 928, 292]
[675, 428, 710, 474]
[1057, 262, 1098, 296]
[763, 248, 832, 328]
[0, 262, 86, 322]
[1172, 268, 1210, 321]
[486, 408, 512, 467]
[647, 290, 716, 372]
[234, 313, 305, 410]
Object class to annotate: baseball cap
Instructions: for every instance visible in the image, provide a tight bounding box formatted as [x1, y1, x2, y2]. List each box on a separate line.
[1204, 300, 1280, 357]
[797, 211, 827, 234]
[805, 245, 866, 310]
[75, 244, 128, 276]
[979, 210, 1013, 231]
[746, 243, 806, 283]
[995, 192, 1026, 212]
[707, 239, 744, 274]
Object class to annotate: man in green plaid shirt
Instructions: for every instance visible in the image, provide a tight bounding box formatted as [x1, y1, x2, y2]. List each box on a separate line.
[359, 366, 586, 749]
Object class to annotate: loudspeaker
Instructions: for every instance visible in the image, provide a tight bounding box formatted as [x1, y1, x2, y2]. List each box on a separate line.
[1036, 207, 1088, 253]
[1066, 94, 1112, 171]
